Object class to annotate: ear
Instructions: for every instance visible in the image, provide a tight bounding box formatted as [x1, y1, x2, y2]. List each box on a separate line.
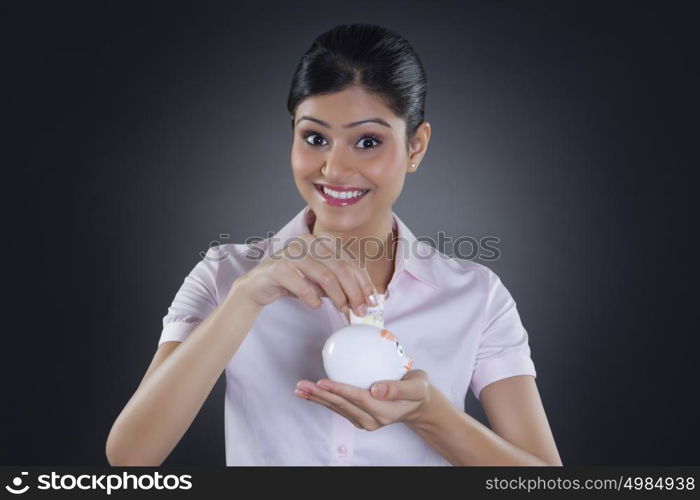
[407, 121, 431, 170]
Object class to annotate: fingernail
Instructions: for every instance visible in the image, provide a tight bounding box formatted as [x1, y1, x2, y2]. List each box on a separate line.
[317, 380, 333, 390]
[368, 294, 378, 306]
[371, 383, 387, 398]
[297, 381, 315, 392]
[357, 303, 368, 316]
[294, 388, 310, 399]
[341, 304, 349, 314]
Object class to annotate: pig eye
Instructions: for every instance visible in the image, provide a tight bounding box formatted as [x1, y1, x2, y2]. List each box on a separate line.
[397, 343, 405, 356]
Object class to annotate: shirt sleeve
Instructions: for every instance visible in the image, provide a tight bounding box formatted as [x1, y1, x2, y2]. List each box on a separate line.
[469, 268, 537, 400]
[157, 247, 221, 347]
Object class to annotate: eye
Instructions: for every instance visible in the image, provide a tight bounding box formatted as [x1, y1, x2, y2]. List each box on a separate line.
[396, 342, 404, 356]
[355, 134, 382, 150]
[301, 130, 382, 150]
[302, 131, 328, 147]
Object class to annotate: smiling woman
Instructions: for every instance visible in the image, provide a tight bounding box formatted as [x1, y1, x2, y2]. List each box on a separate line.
[289, 82, 429, 262]
[106, 23, 562, 467]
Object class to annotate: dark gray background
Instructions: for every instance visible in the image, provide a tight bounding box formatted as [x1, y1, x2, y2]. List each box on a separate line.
[2, 0, 698, 465]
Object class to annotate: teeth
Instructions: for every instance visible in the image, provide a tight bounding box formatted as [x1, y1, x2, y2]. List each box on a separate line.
[322, 186, 368, 199]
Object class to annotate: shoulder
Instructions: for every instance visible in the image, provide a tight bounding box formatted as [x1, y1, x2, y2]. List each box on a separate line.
[425, 248, 514, 306]
[430, 245, 494, 281]
[199, 241, 266, 276]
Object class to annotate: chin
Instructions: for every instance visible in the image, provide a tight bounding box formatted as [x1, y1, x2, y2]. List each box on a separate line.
[312, 205, 368, 229]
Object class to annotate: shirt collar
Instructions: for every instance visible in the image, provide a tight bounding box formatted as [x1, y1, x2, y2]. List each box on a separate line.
[262, 205, 439, 289]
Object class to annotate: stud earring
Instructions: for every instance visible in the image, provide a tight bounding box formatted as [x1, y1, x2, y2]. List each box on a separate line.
[410, 163, 417, 169]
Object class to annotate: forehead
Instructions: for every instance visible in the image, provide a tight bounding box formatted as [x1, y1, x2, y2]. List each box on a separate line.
[295, 86, 402, 130]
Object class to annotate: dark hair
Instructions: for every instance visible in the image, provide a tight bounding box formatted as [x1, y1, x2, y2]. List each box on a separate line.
[286, 24, 427, 148]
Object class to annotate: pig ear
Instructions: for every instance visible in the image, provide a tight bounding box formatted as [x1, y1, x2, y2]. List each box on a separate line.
[380, 329, 397, 342]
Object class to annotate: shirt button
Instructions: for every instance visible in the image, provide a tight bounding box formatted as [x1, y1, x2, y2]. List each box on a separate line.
[336, 444, 347, 456]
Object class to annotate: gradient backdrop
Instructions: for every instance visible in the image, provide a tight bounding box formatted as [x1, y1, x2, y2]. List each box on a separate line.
[3, 0, 698, 465]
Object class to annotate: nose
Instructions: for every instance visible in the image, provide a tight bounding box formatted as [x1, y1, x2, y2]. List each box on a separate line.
[321, 148, 356, 181]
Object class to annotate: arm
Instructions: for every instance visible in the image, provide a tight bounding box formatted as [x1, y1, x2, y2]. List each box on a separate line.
[134, 341, 180, 394]
[404, 375, 562, 466]
[105, 281, 262, 466]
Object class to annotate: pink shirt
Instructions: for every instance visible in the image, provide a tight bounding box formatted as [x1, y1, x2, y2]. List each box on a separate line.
[158, 204, 537, 466]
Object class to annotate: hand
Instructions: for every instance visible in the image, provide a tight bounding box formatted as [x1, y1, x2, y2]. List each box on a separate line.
[294, 369, 433, 430]
[232, 233, 379, 317]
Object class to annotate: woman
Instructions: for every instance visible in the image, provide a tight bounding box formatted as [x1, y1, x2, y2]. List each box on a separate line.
[106, 23, 562, 466]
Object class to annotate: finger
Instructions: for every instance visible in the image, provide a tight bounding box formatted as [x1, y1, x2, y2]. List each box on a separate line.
[293, 250, 350, 313]
[316, 379, 375, 408]
[282, 267, 325, 300]
[346, 232, 381, 304]
[296, 380, 365, 429]
[348, 261, 380, 307]
[276, 236, 348, 311]
[371, 370, 430, 401]
[287, 264, 328, 299]
[314, 238, 369, 317]
[274, 260, 324, 309]
[294, 235, 357, 314]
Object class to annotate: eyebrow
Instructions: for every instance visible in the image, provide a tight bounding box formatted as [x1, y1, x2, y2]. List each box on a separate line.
[295, 115, 392, 129]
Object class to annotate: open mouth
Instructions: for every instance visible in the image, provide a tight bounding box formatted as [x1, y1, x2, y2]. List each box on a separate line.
[313, 183, 371, 205]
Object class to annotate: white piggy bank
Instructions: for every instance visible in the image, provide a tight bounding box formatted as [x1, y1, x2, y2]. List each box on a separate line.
[321, 324, 414, 390]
